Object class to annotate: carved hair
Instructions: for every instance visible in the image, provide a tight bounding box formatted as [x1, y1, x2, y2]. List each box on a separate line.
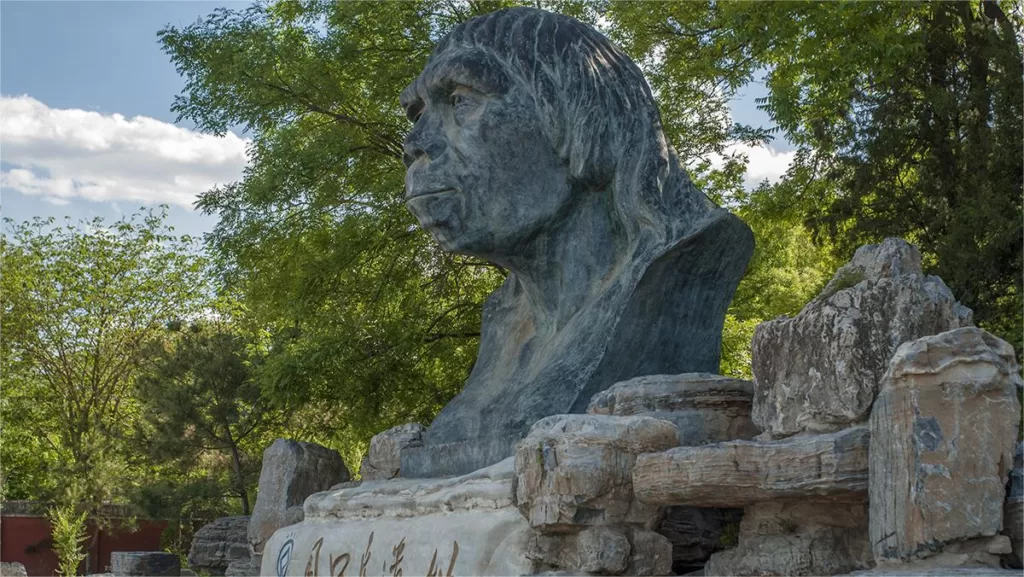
[427, 7, 711, 249]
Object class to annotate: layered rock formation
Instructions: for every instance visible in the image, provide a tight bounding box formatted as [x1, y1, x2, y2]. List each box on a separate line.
[188, 516, 249, 576]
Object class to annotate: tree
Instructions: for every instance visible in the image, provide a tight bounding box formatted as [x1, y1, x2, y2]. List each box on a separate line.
[732, 1, 1023, 353]
[135, 321, 280, 515]
[1, 208, 209, 510]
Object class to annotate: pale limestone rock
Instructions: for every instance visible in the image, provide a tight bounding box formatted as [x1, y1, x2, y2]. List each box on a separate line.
[624, 528, 674, 576]
[869, 328, 1022, 563]
[586, 373, 755, 573]
[187, 516, 249, 576]
[633, 426, 869, 507]
[526, 527, 631, 574]
[248, 439, 349, 572]
[359, 423, 425, 481]
[261, 458, 536, 576]
[587, 373, 758, 445]
[1004, 442, 1023, 569]
[513, 414, 680, 531]
[705, 500, 873, 576]
[752, 238, 972, 438]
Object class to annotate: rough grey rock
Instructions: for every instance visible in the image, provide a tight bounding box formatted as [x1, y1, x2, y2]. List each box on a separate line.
[1004, 442, 1023, 569]
[624, 528, 675, 576]
[656, 507, 743, 574]
[399, 7, 753, 478]
[526, 527, 631, 574]
[187, 516, 249, 576]
[751, 238, 972, 438]
[587, 373, 758, 445]
[633, 426, 870, 507]
[705, 500, 873, 576]
[0, 562, 27, 577]
[870, 328, 1022, 563]
[248, 439, 349, 572]
[111, 552, 181, 577]
[359, 422, 425, 480]
[513, 414, 679, 531]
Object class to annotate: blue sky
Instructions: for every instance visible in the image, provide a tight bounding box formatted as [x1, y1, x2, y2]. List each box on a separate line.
[1, 1, 793, 240]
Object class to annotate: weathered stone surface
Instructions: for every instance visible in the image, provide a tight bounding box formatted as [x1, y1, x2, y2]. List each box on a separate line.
[513, 414, 679, 531]
[399, 7, 753, 478]
[870, 328, 1022, 562]
[752, 238, 972, 438]
[263, 458, 535, 576]
[1004, 442, 1023, 569]
[634, 426, 869, 507]
[587, 373, 758, 445]
[0, 562, 28, 577]
[526, 527, 631, 574]
[656, 506, 743, 574]
[359, 423, 425, 481]
[248, 439, 349, 571]
[188, 516, 250, 576]
[705, 500, 873, 576]
[624, 528, 674, 576]
[112, 552, 181, 577]
[223, 558, 254, 577]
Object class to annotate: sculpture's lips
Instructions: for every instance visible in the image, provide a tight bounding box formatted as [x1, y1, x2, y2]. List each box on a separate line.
[405, 188, 456, 201]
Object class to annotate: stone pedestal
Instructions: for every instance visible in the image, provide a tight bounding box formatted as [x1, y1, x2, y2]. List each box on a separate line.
[261, 458, 534, 576]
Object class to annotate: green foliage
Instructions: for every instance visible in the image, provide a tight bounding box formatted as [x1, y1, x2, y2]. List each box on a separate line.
[1, 208, 210, 511]
[135, 321, 280, 515]
[47, 504, 90, 577]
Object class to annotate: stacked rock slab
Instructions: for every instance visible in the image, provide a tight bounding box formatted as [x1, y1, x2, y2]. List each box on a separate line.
[188, 516, 250, 576]
[262, 458, 536, 576]
[248, 439, 349, 573]
[587, 373, 755, 572]
[513, 414, 680, 575]
[870, 328, 1021, 570]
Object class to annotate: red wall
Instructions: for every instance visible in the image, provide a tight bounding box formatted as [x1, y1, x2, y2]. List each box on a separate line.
[1, 512, 167, 576]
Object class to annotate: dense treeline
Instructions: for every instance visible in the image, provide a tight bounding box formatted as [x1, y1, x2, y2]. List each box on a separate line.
[2, 0, 1020, 560]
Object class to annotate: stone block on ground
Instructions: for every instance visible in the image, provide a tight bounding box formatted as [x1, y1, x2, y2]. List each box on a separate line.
[111, 551, 181, 577]
[359, 423, 425, 481]
[752, 238, 972, 438]
[1004, 441, 1023, 569]
[869, 328, 1022, 563]
[187, 515, 250, 576]
[705, 500, 873, 576]
[223, 558, 254, 577]
[248, 439, 349, 571]
[513, 414, 680, 531]
[0, 562, 27, 577]
[634, 426, 869, 507]
[587, 373, 758, 445]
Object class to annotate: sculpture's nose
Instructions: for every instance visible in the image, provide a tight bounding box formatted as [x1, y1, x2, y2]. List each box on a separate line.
[403, 111, 446, 168]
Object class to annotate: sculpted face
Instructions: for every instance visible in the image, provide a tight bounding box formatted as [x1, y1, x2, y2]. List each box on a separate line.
[401, 49, 574, 258]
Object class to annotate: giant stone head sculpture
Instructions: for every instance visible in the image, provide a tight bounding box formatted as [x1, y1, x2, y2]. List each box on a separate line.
[399, 7, 754, 478]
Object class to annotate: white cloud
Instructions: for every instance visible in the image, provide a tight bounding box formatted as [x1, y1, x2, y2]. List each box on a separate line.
[704, 142, 796, 191]
[0, 94, 249, 208]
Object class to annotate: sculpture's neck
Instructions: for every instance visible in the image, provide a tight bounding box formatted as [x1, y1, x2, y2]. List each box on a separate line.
[495, 190, 631, 332]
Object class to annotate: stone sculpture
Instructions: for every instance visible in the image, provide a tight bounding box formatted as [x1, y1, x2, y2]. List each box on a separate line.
[399, 7, 753, 478]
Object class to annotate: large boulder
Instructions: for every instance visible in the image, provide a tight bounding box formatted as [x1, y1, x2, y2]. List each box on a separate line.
[513, 414, 679, 532]
[0, 562, 27, 577]
[188, 516, 250, 576]
[752, 238, 972, 438]
[359, 423, 425, 481]
[113, 552, 181, 577]
[869, 328, 1022, 564]
[248, 439, 349, 571]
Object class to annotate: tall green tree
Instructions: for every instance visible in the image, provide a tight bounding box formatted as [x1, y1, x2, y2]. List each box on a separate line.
[135, 321, 280, 515]
[1, 209, 209, 510]
[734, 0, 1023, 351]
